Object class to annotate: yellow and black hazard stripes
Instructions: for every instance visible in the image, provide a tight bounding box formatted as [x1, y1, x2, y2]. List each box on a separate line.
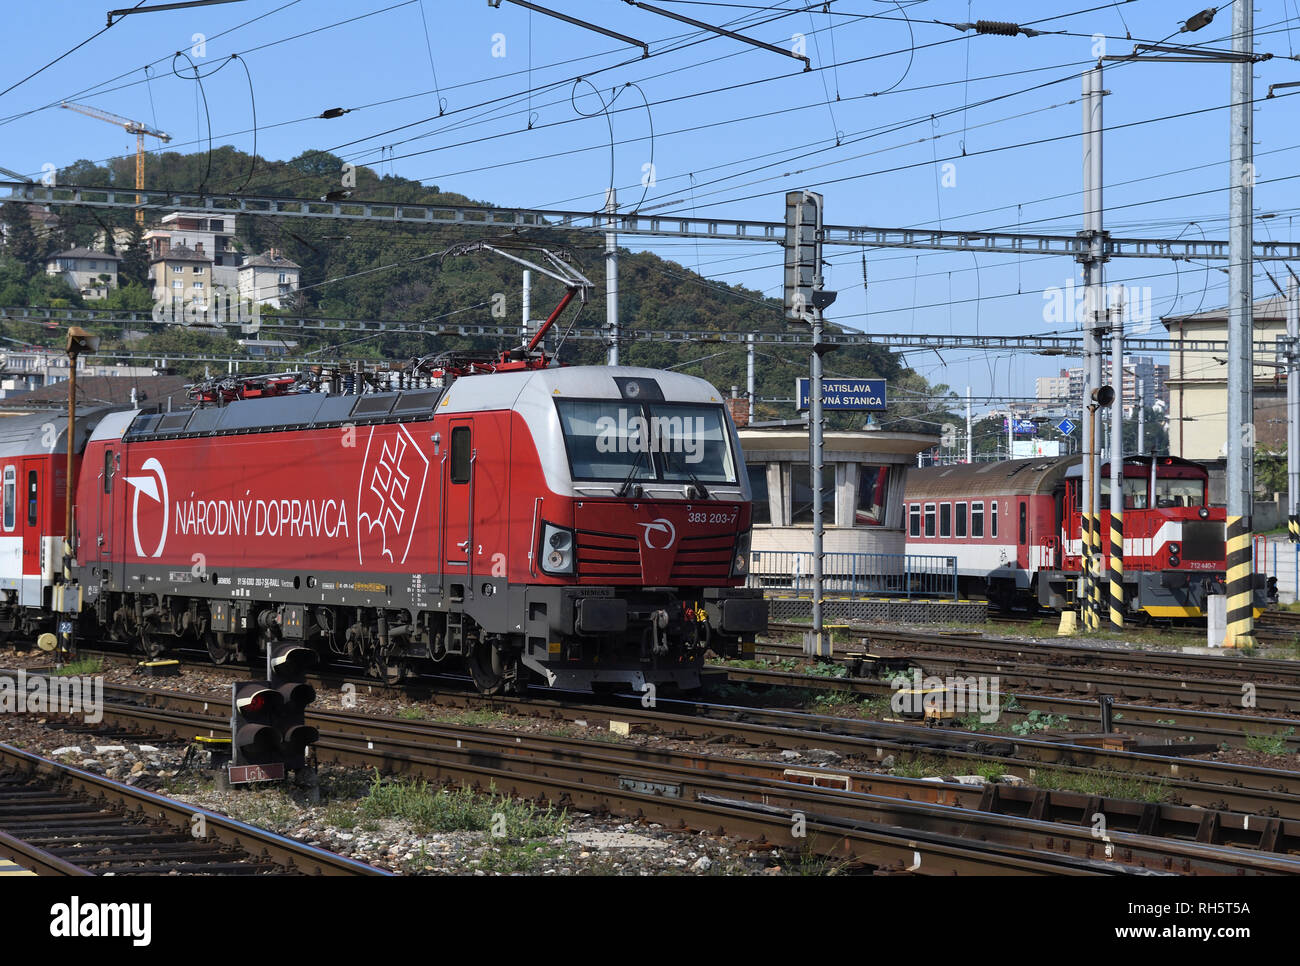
[1079, 512, 1093, 630]
[1108, 509, 1124, 629]
[1290, 514, 1300, 544]
[1090, 511, 1104, 629]
[1223, 515, 1257, 648]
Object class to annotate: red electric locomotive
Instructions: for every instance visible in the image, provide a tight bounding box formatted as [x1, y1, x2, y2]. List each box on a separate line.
[63, 357, 763, 694]
[904, 454, 1272, 619]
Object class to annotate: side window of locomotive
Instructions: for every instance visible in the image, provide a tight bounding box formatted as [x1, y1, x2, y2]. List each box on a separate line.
[26, 471, 37, 527]
[2, 466, 13, 532]
[939, 503, 951, 538]
[971, 502, 984, 537]
[104, 449, 114, 494]
[955, 502, 968, 538]
[451, 427, 471, 484]
[923, 502, 936, 538]
[908, 504, 920, 538]
[991, 501, 999, 538]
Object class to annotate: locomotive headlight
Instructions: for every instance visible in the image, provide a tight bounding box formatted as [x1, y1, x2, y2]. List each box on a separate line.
[1168, 554, 1180, 568]
[731, 530, 752, 577]
[1168, 543, 1181, 556]
[540, 522, 575, 575]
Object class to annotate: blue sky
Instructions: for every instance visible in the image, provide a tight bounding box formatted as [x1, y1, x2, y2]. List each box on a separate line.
[3, 0, 1299, 416]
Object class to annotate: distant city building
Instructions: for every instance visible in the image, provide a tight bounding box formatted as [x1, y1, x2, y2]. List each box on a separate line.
[1035, 374, 1070, 406]
[237, 250, 301, 309]
[0, 347, 154, 398]
[1049, 356, 1169, 416]
[45, 247, 121, 300]
[1163, 295, 1289, 460]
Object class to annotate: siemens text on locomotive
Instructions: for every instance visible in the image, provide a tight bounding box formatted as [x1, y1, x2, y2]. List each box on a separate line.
[904, 454, 1273, 618]
[0, 358, 766, 694]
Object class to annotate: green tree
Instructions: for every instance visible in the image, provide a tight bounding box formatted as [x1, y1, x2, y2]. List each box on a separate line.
[1256, 444, 1287, 496]
[119, 222, 148, 287]
[1, 201, 42, 277]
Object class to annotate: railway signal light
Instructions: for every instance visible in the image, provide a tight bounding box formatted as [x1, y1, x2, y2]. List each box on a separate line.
[229, 640, 321, 780]
[269, 641, 319, 678]
[267, 641, 320, 771]
[232, 681, 283, 767]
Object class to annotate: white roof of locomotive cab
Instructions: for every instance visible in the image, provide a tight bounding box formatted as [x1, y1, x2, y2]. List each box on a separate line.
[440, 364, 748, 500]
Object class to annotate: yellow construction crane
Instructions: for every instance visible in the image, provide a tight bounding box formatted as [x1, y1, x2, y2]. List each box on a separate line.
[60, 101, 171, 224]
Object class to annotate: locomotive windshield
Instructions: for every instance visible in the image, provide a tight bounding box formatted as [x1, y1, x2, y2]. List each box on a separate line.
[1154, 477, 1205, 507]
[555, 399, 738, 484]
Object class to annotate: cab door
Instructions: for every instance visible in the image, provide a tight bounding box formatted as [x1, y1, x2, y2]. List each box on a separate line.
[20, 459, 45, 604]
[442, 420, 474, 579]
[97, 445, 118, 577]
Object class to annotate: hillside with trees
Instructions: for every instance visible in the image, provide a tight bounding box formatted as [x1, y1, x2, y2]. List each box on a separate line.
[0, 146, 958, 431]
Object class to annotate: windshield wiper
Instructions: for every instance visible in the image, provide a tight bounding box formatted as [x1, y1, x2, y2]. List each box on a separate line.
[617, 446, 648, 497]
[666, 451, 709, 499]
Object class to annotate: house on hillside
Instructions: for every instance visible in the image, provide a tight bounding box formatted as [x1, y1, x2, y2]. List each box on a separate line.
[45, 248, 121, 300]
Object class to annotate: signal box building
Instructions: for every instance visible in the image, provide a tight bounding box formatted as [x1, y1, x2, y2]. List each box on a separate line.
[739, 425, 937, 558]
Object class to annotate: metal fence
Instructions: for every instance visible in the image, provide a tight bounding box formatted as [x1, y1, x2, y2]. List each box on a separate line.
[747, 551, 958, 600]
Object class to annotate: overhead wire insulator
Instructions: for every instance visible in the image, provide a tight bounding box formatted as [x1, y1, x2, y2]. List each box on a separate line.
[975, 20, 1022, 36]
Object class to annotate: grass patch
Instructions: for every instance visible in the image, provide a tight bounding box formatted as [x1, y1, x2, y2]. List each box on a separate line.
[888, 755, 952, 779]
[222, 787, 300, 828]
[475, 841, 569, 874]
[974, 761, 1006, 782]
[1031, 768, 1169, 803]
[323, 803, 359, 830]
[807, 690, 878, 712]
[53, 658, 103, 676]
[1245, 727, 1295, 756]
[396, 706, 427, 720]
[359, 772, 566, 838]
[1010, 710, 1070, 736]
[433, 708, 507, 727]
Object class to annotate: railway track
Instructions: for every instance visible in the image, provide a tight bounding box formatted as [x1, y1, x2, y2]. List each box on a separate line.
[64, 683, 1300, 874]
[766, 621, 1300, 687]
[715, 663, 1300, 753]
[12, 651, 1300, 816]
[0, 741, 387, 876]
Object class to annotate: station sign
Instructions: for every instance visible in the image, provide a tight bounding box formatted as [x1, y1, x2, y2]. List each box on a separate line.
[796, 378, 887, 411]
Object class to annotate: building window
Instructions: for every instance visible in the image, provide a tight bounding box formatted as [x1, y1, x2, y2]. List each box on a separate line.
[991, 501, 999, 538]
[278, 272, 289, 284]
[971, 502, 984, 537]
[854, 465, 890, 526]
[955, 501, 968, 538]
[924, 502, 936, 538]
[172, 280, 182, 289]
[791, 464, 835, 526]
[194, 266, 204, 275]
[2, 467, 13, 532]
[193, 281, 204, 289]
[908, 503, 920, 537]
[172, 264, 183, 273]
[747, 464, 771, 525]
[939, 503, 952, 538]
